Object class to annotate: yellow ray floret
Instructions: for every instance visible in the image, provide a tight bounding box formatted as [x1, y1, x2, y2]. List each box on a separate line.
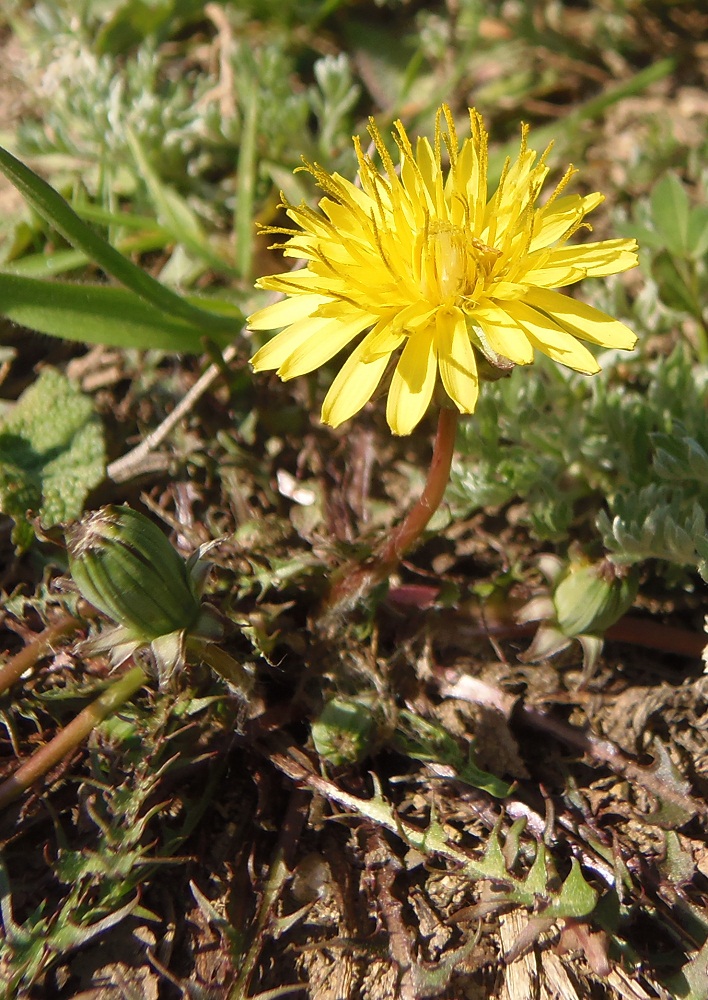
[248, 105, 638, 436]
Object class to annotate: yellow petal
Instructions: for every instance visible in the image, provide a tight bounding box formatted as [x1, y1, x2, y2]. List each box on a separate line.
[277, 312, 377, 380]
[530, 192, 604, 252]
[529, 207, 582, 252]
[505, 300, 601, 374]
[391, 300, 439, 335]
[250, 316, 332, 372]
[386, 327, 437, 435]
[436, 307, 479, 413]
[322, 330, 392, 427]
[472, 303, 534, 364]
[414, 136, 440, 205]
[328, 170, 377, 214]
[400, 158, 434, 223]
[525, 287, 637, 350]
[256, 269, 323, 293]
[362, 319, 406, 361]
[580, 192, 604, 213]
[522, 263, 586, 287]
[487, 280, 528, 300]
[526, 238, 639, 286]
[247, 294, 327, 331]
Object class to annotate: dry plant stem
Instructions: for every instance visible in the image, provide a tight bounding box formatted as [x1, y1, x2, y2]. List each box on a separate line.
[433, 614, 705, 659]
[0, 664, 147, 810]
[0, 615, 79, 697]
[226, 850, 289, 1000]
[373, 833, 417, 1000]
[324, 407, 459, 611]
[445, 673, 704, 819]
[606, 616, 706, 657]
[519, 705, 706, 820]
[107, 343, 239, 483]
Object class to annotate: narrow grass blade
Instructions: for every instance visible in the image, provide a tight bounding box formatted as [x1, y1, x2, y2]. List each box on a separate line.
[2, 230, 173, 279]
[0, 273, 234, 351]
[0, 144, 237, 334]
[235, 85, 259, 280]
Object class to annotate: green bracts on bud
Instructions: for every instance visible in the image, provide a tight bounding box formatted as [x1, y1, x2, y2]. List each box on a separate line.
[67, 506, 201, 641]
[553, 561, 638, 638]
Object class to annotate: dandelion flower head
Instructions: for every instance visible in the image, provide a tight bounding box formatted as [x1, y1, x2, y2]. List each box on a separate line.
[248, 106, 638, 435]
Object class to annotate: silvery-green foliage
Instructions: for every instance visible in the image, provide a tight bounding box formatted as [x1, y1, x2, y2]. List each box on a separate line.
[310, 54, 361, 160]
[652, 426, 708, 487]
[597, 486, 707, 580]
[16, 7, 357, 216]
[450, 348, 708, 577]
[21, 39, 212, 193]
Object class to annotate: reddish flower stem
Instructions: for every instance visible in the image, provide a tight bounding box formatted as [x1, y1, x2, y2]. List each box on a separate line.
[378, 407, 459, 574]
[0, 664, 147, 810]
[0, 615, 80, 698]
[606, 617, 706, 658]
[322, 407, 459, 614]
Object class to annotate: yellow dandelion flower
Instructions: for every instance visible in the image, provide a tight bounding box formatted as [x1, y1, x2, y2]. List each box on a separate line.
[248, 105, 638, 436]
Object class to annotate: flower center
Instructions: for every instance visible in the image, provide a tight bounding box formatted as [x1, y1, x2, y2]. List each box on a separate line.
[420, 222, 500, 305]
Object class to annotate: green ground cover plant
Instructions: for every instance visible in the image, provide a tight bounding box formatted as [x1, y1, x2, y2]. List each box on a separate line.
[1, 1, 708, 997]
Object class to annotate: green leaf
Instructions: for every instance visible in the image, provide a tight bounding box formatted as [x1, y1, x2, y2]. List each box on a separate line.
[650, 173, 691, 257]
[458, 749, 513, 799]
[653, 430, 708, 486]
[651, 251, 700, 316]
[0, 369, 105, 551]
[687, 206, 708, 260]
[479, 825, 509, 881]
[2, 225, 172, 279]
[545, 859, 598, 919]
[0, 144, 235, 335]
[0, 273, 233, 351]
[3, 249, 98, 279]
[616, 223, 667, 253]
[234, 84, 259, 280]
[666, 939, 708, 1000]
[393, 711, 512, 798]
[659, 830, 696, 887]
[523, 840, 551, 897]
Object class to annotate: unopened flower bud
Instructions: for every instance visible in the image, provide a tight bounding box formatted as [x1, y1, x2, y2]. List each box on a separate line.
[553, 560, 638, 639]
[312, 697, 375, 766]
[518, 554, 639, 676]
[67, 505, 200, 641]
